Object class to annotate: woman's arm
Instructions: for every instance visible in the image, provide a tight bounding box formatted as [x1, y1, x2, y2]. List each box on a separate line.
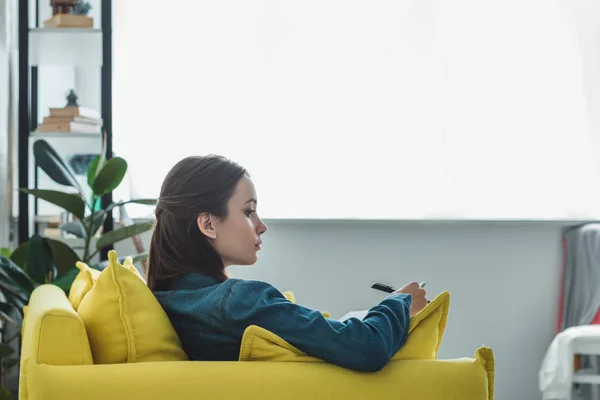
[224, 279, 412, 372]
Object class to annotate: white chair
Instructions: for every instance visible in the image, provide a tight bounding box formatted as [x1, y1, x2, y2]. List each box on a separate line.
[571, 335, 600, 400]
[540, 325, 600, 400]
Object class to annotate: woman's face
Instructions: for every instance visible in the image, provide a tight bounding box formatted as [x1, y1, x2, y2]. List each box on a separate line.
[198, 176, 268, 267]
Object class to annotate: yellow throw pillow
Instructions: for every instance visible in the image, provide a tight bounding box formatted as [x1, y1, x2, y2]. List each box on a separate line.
[77, 250, 188, 364]
[68, 257, 144, 311]
[239, 291, 450, 363]
[122, 256, 145, 280]
[68, 261, 101, 311]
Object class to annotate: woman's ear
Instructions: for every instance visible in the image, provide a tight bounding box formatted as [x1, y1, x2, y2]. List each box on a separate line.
[197, 213, 217, 239]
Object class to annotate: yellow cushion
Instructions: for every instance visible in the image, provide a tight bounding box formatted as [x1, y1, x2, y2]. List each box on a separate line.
[68, 257, 143, 311]
[77, 250, 188, 364]
[68, 261, 101, 311]
[239, 291, 450, 363]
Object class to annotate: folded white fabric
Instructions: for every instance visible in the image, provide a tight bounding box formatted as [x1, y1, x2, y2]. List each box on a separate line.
[540, 325, 600, 399]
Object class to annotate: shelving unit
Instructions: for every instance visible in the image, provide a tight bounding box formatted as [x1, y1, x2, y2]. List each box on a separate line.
[17, 1, 114, 260]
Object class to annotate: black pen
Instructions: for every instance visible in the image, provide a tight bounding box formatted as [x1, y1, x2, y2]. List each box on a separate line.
[371, 281, 427, 294]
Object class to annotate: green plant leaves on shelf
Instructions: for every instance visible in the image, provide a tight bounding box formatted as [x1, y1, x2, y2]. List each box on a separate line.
[0, 248, 10, 258]
[20, 189, 86, 220]
[96, 222, 153, 251]
[92, 157, 127, 196]
[26, 234, 55, 284]
[33, 139, 83, 193]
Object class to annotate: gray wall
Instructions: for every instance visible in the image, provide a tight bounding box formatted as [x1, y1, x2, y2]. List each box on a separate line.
[116, 220, 565, 400]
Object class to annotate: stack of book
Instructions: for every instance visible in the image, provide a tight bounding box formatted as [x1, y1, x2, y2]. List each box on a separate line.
[36, 106, 102, 134]
[34, 215, 62, 238]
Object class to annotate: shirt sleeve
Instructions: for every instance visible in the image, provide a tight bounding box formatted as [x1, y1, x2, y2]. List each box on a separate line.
[224, 279, 412, 372]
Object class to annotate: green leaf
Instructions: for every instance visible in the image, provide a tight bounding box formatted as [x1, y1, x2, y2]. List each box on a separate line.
[45, 238, 81, 277]
[0, 303, 21, 325]
[33, 140, 83, 192]
[51, 267, 80, 294]
[96, 222, 153, 251]
[26, 235, 54, 284]
[0, 256, 34, 295]
[19, 189, 85, 219]
[9, 243, 27, 269]
[0, 344, 14, 360]
[0, 290, 26, 315]
[86, 155, 105, 188]
[91, 157, 128, 196]
[0, 310, 17, 327]
[0, 249, 10, 258]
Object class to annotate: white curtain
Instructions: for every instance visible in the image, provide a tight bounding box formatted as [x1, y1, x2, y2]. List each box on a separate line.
[113, 0, 600, 221]
[0, 0, 15, 247]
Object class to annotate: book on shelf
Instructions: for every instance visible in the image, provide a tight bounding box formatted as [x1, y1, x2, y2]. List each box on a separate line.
[43, 14, 94, 28]
[42, 115, 102, 125]
[36, 105, 102, 134]
[36, 121, 101, 134]
[49, 106, 101, 120]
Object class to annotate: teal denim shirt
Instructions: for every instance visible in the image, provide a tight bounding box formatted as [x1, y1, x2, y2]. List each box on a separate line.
[153, 273, 412, 372]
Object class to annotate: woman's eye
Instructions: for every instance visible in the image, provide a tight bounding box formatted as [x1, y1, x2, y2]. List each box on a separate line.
[245, 209, 256, 217]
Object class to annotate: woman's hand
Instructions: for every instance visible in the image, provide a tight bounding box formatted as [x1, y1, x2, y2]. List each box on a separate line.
[392, 281, 428, 317]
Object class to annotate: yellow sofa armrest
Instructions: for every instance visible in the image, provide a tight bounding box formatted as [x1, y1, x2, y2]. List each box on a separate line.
[22, 348, 494, 400]
[20, 284, 93, 366]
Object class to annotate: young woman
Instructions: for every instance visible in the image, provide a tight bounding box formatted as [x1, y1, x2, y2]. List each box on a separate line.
[148, 155, 428, 372]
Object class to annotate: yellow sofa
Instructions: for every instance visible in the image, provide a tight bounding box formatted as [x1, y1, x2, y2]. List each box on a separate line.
[18, 254, 495, 400]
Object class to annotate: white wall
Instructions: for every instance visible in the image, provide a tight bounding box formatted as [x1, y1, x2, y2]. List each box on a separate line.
[116, 220, 564, 400]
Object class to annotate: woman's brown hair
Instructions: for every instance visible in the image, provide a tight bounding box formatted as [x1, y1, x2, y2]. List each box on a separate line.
[146, 155, 248, 291]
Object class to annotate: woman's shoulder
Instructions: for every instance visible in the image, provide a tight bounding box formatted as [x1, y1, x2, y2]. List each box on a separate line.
[225, 278, 285, 304]
[227, 278, 279, 293]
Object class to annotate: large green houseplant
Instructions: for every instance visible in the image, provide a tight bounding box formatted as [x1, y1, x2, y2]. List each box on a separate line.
[15, 138, 155, 283]
[0, 137, 156, 399]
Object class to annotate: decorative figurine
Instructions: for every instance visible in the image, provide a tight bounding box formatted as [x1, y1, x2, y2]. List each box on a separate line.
[66, 90, 79, 107]
[45, 0, 93, 28]
[50, 0, 76, 16]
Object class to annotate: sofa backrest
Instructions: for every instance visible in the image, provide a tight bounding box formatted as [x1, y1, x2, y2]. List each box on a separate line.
[21, 284, 93, 366]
